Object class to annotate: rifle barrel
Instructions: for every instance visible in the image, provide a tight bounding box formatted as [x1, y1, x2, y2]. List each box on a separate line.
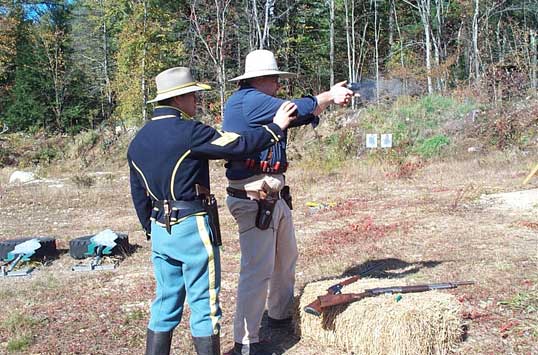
[319, 281, 475, 309]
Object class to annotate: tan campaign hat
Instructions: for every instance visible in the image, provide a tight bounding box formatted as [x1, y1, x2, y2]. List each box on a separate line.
[147, 67, 211, 103]
[229, 50, 295, 82]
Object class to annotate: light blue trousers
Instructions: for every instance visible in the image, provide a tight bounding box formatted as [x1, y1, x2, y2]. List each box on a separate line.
[148, 215, 221, 337]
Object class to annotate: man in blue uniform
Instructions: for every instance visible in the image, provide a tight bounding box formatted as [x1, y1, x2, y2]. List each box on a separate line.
[222, 50, 353, 355]
[127, 66, 298, 355]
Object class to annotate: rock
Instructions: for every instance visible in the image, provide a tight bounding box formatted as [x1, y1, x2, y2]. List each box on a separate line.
[9, 171, 37, 184]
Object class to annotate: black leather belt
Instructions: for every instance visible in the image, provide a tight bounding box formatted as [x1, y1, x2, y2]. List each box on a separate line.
[152, 200, 207, 233]
[153, 200, 204, 210]
[226, 187, 281, 200]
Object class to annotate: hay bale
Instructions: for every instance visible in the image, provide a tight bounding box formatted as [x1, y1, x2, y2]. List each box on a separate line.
[298, 278, 463, 355]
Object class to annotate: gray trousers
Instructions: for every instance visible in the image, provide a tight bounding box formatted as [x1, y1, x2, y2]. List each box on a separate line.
[226, 178, 298, 344]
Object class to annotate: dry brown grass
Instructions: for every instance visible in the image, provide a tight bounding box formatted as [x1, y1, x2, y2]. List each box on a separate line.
[0, 148, 537, 354]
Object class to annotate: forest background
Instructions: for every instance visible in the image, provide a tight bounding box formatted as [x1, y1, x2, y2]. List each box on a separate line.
[0, 0, 536, 137]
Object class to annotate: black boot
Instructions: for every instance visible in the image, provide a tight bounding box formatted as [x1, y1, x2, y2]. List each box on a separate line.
[267, 316, 292, 329]
[232, 342, 274, 355]
[145, 328, 173, 355]
[192, 334, 220, 355]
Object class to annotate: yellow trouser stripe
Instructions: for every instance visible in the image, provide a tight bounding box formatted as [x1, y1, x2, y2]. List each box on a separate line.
[196, 215, 218, 332]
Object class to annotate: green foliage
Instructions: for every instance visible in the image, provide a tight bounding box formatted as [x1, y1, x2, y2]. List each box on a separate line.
[112, 0, 187, 125]
[32, 146, 59, 165]
[414, 134, 451, 158]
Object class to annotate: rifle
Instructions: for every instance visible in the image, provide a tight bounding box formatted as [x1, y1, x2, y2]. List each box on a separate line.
[318, 281, 475, 309]
[303, 263, 382, 317]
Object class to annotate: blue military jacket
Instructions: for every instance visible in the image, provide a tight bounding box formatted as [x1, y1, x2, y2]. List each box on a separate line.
[222, 85, 319, 180]
[127, 106, 284, 235]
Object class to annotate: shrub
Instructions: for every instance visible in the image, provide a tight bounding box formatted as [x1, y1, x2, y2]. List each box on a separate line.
[32, 146, 59, 165]
[415, 135, 451, 158]
[71, 174, 95, 188]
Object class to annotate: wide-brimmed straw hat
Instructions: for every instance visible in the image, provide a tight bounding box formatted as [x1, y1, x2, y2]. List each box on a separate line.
[229, 50, 295, 82]
[147, 67, 211, 103]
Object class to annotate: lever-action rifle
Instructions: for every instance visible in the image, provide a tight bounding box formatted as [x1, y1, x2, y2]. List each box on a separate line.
[304, 263, 382, 317]
[318, 281, 475, 309]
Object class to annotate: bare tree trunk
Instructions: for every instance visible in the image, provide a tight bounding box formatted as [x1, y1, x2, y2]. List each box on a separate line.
[433, 0, 449, 91]
[261, 0, 275, 49]
[388, 0, 394, 50]
[344, 0, 352, 83]
[403, 0, 433, 93]
[251, 0, 262, 49]
[141, 0, 148, 121]
[372, 0, 380, 102]
[357, 11, 369, 83]
[530, 30, 538, 91]
[472, 0, 480, 84]
[191, 0, 231, 117]
[329, 0, 335, 86]
[422, 0, 433, 93]
[392, 0, 407, 93]
[99, 0, 112, 123]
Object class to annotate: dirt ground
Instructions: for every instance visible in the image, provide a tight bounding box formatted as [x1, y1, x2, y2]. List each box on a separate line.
[0, 150, 536, 355]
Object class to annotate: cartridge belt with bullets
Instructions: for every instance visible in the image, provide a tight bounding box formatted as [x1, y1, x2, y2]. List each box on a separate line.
[228, 160, 289, 174]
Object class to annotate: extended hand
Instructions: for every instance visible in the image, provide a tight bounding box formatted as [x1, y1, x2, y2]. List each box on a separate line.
[330, 81, 354, 106]
[273, 101, 298, 130]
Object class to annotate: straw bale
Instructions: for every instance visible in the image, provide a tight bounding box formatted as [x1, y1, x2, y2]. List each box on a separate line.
[298, 278, 463, 355]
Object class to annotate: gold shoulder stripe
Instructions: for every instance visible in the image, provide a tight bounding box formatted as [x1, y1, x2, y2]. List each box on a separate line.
[211, 132, 240, 146]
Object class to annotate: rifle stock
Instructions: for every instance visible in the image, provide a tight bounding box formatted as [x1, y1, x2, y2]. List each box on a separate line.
[318, 292, 368, 308]
[304, 277, 360, 317]
[303, 264, 382, 317]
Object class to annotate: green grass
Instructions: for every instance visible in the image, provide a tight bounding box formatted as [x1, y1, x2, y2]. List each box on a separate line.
[7, 335, 32, 352]
[124, 309, 146, 324]
[1, 312, 41, 352]
[414, 135, 451, 158]
[2, 312, 40, 333]
[499, 290, 538, 313]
